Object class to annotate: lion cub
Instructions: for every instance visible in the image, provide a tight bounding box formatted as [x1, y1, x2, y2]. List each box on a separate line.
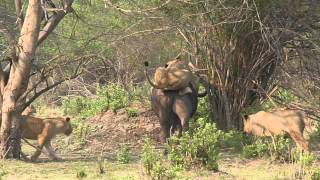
[20, 116, 72, 161]
[243, 110, 309, 152]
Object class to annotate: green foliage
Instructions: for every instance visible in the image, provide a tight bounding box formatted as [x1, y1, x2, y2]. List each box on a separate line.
[222, 130, 251, 151]
[117, 144, 132, 164]
[76, 170, 87, 179]
[291, 151, 316, 167]
[311, 168, 320, 180]
[167, 118, 223, 170]
[141, 139, 177, 179]
[125, 108, 139, 118]
[194, 95, 209, 119]
[0, 164, 7, 180]
[63, 83, 128, 118]
[242, 135, 299, 162]
[73, 121, 91, 147]
[242, 138, 269, 158]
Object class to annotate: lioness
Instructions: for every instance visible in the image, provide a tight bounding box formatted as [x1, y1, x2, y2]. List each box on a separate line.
[145, 58, 193, 91]
[243, 110, 309, 152]
[20, 115, 72, 161]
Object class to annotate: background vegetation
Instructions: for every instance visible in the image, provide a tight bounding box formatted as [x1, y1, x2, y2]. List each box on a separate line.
[0, 0, 320, 179]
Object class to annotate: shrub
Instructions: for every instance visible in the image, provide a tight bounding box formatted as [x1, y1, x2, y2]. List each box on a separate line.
[311, 168, 320, 180]
[125, 107, 139, 118]
[242, 135, 298, 162]
[291, 151, 316, 167]
[117, 144, 132, 164]
[221, 130, 251, 151]
[0, 164, 7, 180]
[141, 138, 177, 179]
[62, 83, 129, 118]
[76, 170, 87, 179]
[167, 118, 223, 170]
[242, 138, 269, 158]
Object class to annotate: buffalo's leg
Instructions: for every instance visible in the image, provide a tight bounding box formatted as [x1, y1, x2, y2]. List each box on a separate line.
[173, 97, 193, 135]
[159, 113, 171, 143]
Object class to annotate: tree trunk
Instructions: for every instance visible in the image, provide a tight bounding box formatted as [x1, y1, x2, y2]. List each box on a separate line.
[0, 0, 41, 159]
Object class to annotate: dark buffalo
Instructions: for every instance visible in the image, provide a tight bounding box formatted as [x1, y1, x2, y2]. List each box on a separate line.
[144, 60, 206, 142]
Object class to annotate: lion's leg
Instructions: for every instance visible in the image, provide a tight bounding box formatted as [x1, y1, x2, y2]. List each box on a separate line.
[31, 124, 52, 162]
[45, 141, 60, 160]
[31, 135, 46, 162]
[289, 131, 310, 153]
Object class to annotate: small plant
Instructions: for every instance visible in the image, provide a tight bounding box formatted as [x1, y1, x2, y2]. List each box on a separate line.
[126, 107, 139, 118]
[117, 144, 132, 164]
[62, 83, 129, 118]
[97, 156, 105, 174]
[311, 168, 320, 180]
[167, 118, 223, 171]
[0, 164, 7, 180]
[141, 138, 177, 179]
[141, 138, 160, 175]
[242, 138, 269, 158]
[221, 130, 250, 151]
[74, 122, 91, 147]
[76, 170, 87, 179]
[291, 151, 316, 167]
[242, 135, 297, 162]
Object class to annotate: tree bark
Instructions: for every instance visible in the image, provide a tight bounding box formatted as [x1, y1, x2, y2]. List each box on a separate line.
[0, 0, 42, 159]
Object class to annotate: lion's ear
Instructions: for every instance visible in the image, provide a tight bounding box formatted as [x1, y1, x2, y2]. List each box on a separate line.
[65, 117, 71, 122]
[244, 115, 249, 120]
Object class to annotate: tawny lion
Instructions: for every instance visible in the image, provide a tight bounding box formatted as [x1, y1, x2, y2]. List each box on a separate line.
[21, 115, 73, 161]
[243, 109, 309, 152]
[144, 58, 193, 91]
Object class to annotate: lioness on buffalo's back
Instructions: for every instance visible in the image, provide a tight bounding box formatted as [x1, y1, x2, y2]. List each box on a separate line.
[20, 115, 72, 161]
[144, 57, 206, 142]
[243, 109, 309, 152]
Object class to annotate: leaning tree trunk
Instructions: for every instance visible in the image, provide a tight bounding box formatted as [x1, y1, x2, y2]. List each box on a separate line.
[0, 0, 41, 158]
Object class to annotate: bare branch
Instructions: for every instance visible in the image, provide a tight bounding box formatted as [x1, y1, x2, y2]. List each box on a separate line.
[23, 71, 82, 111]
[0, 22, 17, 62]
[37, 0, 74, 45]
[104, 0, 172, 15]
[15, 0, 24, 29]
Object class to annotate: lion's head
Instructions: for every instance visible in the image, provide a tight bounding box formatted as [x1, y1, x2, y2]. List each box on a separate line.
[243, 115, 252, 134]
[63, 117, 73, 136]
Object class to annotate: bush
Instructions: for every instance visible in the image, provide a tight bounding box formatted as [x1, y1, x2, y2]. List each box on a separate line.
[62, 83, 129, 118]
[221, 130, 251, 151]
[141, 138, 177, 179]
[242, 138, 269, 158]
[167, 118, 223, 170]
[125, 107, 139, 118]
[0, 164, 7, 180]
[242, 135, 298, 162]
[311, 168, 320, 180]
[291, 151, 316, 167]
[117, 144, 132, 164]
[76, 170, 87, 179]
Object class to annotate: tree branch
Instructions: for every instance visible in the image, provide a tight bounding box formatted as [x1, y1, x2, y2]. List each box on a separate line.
[15, 0, 24, 29]
[0, 22, 17, 62]
[104, 0, 172, 15]
[23, 71, 82, 111]
[37, 0, 74, 45]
